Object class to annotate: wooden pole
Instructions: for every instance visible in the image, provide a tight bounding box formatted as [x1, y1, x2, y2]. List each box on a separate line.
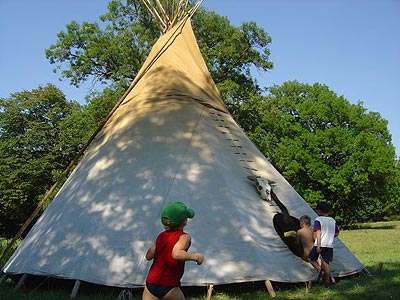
[377, 262, 384, 275]
[207, 283, 214, 300]
[264, 279, 276, 298]
[14, 273, 27, 291]
[142, 0, 167, 31]
[70, 280, 81, 299]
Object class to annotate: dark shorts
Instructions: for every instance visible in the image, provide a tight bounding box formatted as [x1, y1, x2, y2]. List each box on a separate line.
[146, 282, 175, 299]
[308, 246, 333, 262]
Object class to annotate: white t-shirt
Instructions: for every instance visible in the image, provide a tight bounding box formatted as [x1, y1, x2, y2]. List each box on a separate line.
[313, 216, 339, 248]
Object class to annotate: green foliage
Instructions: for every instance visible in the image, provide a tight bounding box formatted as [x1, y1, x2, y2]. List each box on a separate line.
[245, 81, 399, 227]
[0, 85, 82, 237]
[85, 81, 127, 128]
[45, 0, 273, 107]
[192, 8, 273, 111]
[0, 238, 20, 268]
[383, 162, 400, 220]
[46, 0, 159, 87]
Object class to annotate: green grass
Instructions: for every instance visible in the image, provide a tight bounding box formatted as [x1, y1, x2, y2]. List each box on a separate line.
[1, 221, 399, 299]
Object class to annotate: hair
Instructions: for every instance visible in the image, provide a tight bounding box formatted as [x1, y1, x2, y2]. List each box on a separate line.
[316, 202, 330, 214]
[162, 217, 186, 231]
[299, 215, 311, 226]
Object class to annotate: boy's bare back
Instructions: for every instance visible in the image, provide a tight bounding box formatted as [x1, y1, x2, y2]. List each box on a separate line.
[297, 226, 314, 261]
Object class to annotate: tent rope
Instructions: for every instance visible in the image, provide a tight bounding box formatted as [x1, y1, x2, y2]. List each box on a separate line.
[161, 104, 206, 206]
[144, 104, 207, 272]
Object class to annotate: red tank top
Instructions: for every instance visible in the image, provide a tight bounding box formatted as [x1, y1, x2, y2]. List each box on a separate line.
[146, 230, 187, 286]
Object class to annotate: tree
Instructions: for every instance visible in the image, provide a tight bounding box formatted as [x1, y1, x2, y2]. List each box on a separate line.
[0, 2, 273, 237]
[0, 84, 82, 237]
[45, 0, 273, 114]
[384, 160, 400, 220]
[191, 9, 272, 114]
[45, 0, 160, 88]
[244, 81, 399, 227]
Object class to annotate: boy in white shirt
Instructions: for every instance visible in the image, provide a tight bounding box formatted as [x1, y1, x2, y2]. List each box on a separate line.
[308, 202, 339, 287]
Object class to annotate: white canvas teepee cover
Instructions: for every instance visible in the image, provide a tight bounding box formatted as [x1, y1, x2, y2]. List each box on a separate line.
[3, 17, 364, 288]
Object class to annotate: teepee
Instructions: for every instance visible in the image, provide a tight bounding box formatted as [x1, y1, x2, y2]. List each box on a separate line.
[2, 0, 364, 295]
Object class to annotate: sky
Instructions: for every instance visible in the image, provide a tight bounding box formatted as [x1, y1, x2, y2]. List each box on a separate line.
[1, 0, 399, 157]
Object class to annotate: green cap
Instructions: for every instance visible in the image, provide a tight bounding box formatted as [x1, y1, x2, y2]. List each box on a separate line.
[161, 201, 195, 226]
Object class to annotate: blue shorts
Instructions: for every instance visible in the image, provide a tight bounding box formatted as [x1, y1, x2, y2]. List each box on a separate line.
[146, 282, 175, 299]
[308, 246, 333, 262]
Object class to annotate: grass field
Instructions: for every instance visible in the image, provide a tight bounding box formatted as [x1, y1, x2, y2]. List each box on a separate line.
[1, 220, 399, 299]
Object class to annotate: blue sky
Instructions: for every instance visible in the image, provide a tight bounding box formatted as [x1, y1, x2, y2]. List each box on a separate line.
[1, 0, 399, 157]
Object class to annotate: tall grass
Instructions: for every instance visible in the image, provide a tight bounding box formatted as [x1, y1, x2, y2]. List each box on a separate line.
[1, 221, 399, 299]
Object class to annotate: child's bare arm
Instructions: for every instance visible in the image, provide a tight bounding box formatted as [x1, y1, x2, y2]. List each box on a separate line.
[172, 234, 203, 265]
[314, 230, 322, 252]
[146, 243, 156, 261]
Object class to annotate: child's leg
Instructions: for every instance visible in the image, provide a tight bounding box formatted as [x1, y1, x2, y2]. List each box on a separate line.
[320, 248, 334, 286]
[142, 286, 159, 300]
[309, 259, 321, 273]
[308, 247, 322, 274]
[320, 259, 330, 283]
[163, 287, 186, 300]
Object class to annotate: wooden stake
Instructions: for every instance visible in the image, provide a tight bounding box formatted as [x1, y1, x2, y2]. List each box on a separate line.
[264, 279, 276, 298]
[377, 262, 384, 275]
[70, 280, 81, 299]
[306, 280, 312, 293]
[207, 283, 214, 300]
[14, 273, 27, 291]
